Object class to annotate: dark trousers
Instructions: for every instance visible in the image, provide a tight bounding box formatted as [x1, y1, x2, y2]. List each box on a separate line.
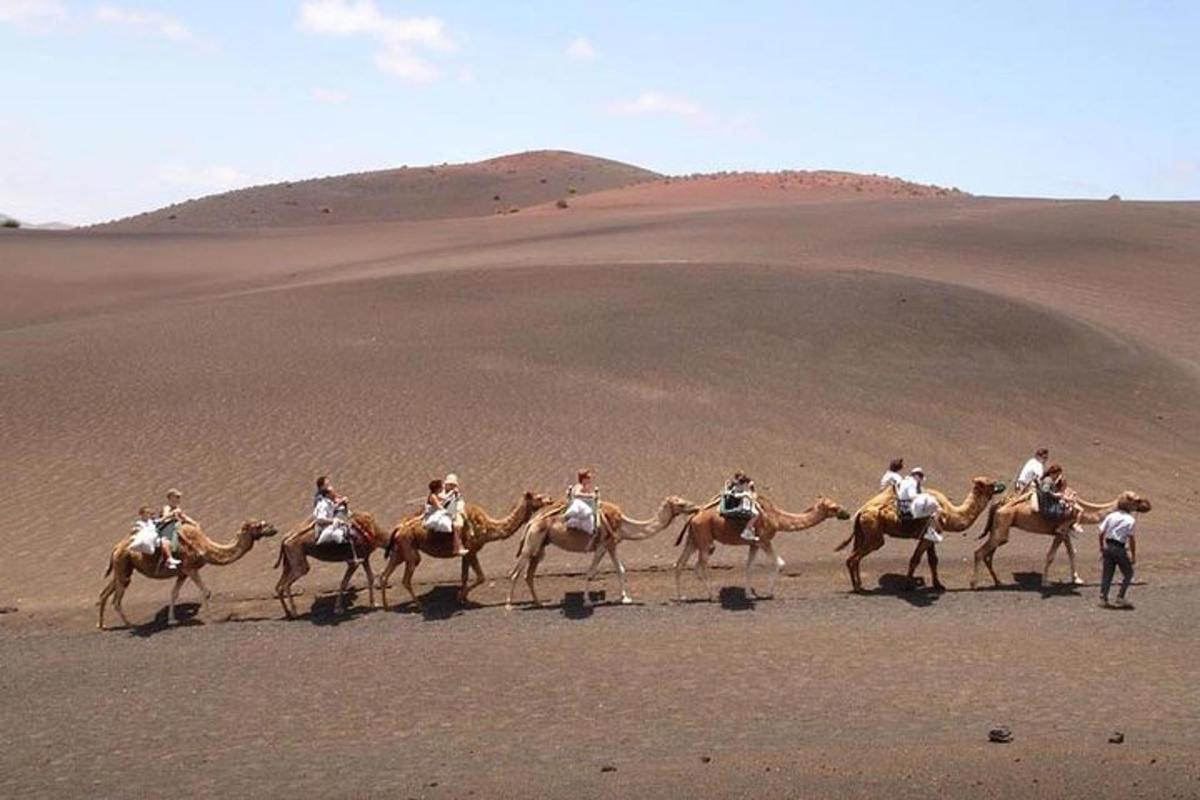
[1100, 541, 1134, 600]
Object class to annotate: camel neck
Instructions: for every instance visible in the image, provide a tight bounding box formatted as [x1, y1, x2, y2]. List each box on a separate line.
[202, 529, 254, 565]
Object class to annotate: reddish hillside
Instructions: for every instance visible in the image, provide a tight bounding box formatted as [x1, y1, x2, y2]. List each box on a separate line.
[92, 150, 661, 232]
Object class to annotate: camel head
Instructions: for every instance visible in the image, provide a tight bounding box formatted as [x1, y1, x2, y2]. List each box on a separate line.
[816, 496, 852, 520]
[663, 496, 702, 516]
[1120, 491, 1152, 513]
[242, 520, 279, 540]
[973, 477, 1006, 498]
[522, 491, 555, 512]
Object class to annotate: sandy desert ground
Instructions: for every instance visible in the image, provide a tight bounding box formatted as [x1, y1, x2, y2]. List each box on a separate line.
[2, 152, 1198, 798]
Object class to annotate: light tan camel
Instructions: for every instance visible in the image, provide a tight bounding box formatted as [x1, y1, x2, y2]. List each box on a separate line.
[378, 491, 553, 610]
[674, 496, 850, 600]
[274, 510, 387, 619]
[835, 477, 1006, 592]
[971, 490, 1151, 588]
[506, 496, 701, 607]
[98, 519, 278, 629]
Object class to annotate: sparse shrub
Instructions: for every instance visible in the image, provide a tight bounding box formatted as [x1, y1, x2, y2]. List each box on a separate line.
[539, 178, 547, 184]
[1108, 194, 1122, 202]
[567, 186, 577, 195]
[493, 194, 501, 201]
[2, 218, 20, 228]
[508, 207, 521, 214]
[320, 207, 332, 214]
[555, 198, 569, 209]
[167, 214, 177, 220]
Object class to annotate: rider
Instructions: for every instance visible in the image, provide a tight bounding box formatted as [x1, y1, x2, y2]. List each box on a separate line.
[156, 488, 195, 565]
[131, 505, 179, 568]
[880, 458, 905, 492]
[564, 469, 600, 544]
[312, 476, 350, 545]
[1015, 447, 1050, 494]
[897, 467, 944, 543]
[1038, 464, 1081, 536]
[441, 473, 470, 556]
[725, 471, 761, 542]
[422, 478, 456, 540]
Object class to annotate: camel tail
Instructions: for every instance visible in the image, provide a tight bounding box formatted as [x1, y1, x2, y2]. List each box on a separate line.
[272, 542, 285, 569]
[104, 553, 114, 577]
[834, 515, 861, 552]
[977, 504, 998, 540]
[515, 534, 525, 558]
[383, 529, 398, 559]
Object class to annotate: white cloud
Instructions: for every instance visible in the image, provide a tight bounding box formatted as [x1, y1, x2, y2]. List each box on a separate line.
[0, 0, 68, 28]
[95, 4, 191, 41]
[566, 36, 595, 61]
[608, 91, 706, 119]
[157, 164, 253, 191]
[312, 85, 348, 104]
[299, 0, 455, 83]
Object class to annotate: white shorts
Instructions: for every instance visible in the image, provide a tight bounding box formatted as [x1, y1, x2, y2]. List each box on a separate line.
[564, 498, 596, 533]
[315, 521, 349, 546]
[910, 494, 941, 520]
[423, 510, 453, 535]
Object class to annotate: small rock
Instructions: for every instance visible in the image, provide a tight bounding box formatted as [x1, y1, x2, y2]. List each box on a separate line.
[1093, 438, 1102, 445]
[989, 726, 1013, 744]
[1109, 732, 1125, 744]
[600, 765, 617, 773]
[0, 605, 17, 614]
[701, 756, 712, 764]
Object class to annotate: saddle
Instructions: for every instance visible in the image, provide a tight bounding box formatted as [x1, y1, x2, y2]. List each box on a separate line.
[718, 492, 755, 521]
[1036, 490, 1068, 522]
[894, 501, 926, 537]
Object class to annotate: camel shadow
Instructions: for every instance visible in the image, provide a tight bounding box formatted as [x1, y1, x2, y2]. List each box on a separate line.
[1011, 571, 1084, 599]
[561, 591, 597, 619]
[305, 589, 373, 626]
[718, 586, 756, 611]
[862, 574, 942, 608]
[129, 602, 203, 637]
[389, 585, 471, 622]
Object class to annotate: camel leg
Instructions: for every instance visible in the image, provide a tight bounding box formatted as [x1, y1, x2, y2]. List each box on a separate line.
[401, 551, 421, 608]
[362, 557, 377, 609]
[927, 545, 944, 592]
[1064, 535, 1083, 584]
[168, 574, 186, 625]
[526, 553, 545, 607]
[695, 547, 715, 601]
[189, 570, 213, 618]
[744, 545, 758, 595]
[674, 538, 696, 600]
[275, 561, 296, 619]
[608, 543, 632, 604]
[905, 541, 929, 588]
[847, 533, 884, 593]
[378, 549, 402, 611]
[336, 561, 359, 614]
[582, 545, 608, 605]
[506, 552, 528, 608]
[1043, 537, 1063, 583]
[98, 579, 116, 630]
[460, 554, 486, 603]
[760, 541, 785, 598]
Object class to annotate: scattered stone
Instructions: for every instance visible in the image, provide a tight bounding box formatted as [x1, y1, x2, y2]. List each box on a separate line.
[1109, 732, 1125, 744]
[320, 207, 331, 214]
[1093, 438, 1102, 445]
[1108, 194, 1122, 202]
[600, 764, 617, 773]
[989, 726, 1013, 744]
[0, 605, 17, 614]
[427, 781, 439, 787]
[701, 755, 712, 764]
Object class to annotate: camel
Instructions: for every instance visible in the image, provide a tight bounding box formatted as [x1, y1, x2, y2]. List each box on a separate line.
[835, 477, 1006, 592]
[971, 490, 1151, 588]
[378, 491, 553, 610]
[274, 510, 387, 619]
[673, 496, 850, 600]
[506, 495, 701, 607]
[98, 519, 278, 629]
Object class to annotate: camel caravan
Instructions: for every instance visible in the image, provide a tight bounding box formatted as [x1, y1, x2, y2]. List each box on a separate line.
[98, 450, 1152, 629]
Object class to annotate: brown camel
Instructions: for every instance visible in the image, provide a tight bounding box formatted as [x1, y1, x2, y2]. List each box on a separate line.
[274, 510, 387, 619]
[971, 490, 1152, 588]
[835, 477, 1006, 592]
[378, 491, 553, 610]
[675, 496, 851, 600]
[506, 495, 701, 607]
[98, 519, 278, 629]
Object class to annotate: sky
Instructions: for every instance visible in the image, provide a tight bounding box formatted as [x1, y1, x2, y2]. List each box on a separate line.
[1, 0, 1197, 224]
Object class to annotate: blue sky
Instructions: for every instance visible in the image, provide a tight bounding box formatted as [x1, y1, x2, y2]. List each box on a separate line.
[2, 0, 1197, 224]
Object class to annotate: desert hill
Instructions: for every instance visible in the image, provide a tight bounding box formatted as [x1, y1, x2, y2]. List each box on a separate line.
[91, 150, 661, 232]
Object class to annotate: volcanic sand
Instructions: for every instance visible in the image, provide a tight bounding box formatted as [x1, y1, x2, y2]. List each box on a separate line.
[2, 171, 1199, 798]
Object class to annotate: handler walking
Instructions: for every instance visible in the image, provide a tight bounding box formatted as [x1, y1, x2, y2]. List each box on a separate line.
[1098, 497, 1139, 608]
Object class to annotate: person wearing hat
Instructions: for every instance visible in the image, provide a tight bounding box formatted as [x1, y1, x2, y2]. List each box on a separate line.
[564, 468, 600, 544]
[443, 473, 469, 556]
[312, 476, 351, 546]
[896, 467, 944, 542]
[156, 488, 196, 566]
[1015, 448, 1050, 494]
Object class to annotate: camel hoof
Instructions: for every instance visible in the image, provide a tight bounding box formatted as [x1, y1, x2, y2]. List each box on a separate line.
[620, 595, 633, 605]
[932, 583, 947, 593]
[1071, 575, 1085, 585]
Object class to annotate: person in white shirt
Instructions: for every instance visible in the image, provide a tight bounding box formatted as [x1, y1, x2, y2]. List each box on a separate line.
[442, 473, 469, 556]
[1098, 498, 1139, 607]
[1015, 448, 1050, 494]
[724, 471, 761, 542]
[156, 488, 194, 566]
[130, 505, 180, 568]
[880, 458, 905, 492]
[312, 476, 350, 546]
[897, 467, 944, 543]
[564, 468, 600, 543]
